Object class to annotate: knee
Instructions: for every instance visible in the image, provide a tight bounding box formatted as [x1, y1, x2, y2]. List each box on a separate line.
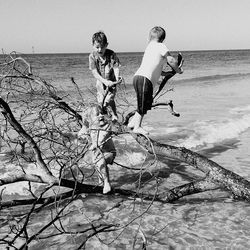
[104, 151, 116, 164]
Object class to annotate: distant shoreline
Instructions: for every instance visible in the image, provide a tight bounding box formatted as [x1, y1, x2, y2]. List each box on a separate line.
[1, 48, 250, 56]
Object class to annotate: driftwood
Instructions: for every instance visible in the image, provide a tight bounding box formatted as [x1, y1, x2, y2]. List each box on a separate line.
[131, 133, 250, 201]
[1, 95, 250, 204]
[1, 53, 250, 206]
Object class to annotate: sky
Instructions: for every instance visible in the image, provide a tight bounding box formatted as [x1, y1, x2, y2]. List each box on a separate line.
[1, 0, 250, 54]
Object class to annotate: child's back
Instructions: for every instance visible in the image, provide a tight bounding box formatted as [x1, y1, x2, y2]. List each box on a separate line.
[135, 40, 170, 87]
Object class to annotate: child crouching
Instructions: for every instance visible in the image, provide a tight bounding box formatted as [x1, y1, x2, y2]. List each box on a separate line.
[78, 104, 116, 194]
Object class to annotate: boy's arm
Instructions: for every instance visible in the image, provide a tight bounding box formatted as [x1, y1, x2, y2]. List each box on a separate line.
[112, 52, 123, 83]
[91, 69, 115, 87]
[113, 66, 120, 81]
[89, 53, 115, 87]
[113, 67, 123, 83]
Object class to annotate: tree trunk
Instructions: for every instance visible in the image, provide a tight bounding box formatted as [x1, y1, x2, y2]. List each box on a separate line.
[132, 133, 250, 201]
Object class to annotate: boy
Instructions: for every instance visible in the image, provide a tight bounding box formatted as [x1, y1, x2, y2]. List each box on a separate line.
[89, 31, 122, 122]
[78, 104, 116, 194]
[128, 26, 183, 135]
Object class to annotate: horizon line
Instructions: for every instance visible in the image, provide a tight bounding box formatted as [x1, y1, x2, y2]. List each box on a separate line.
[4, 48, 249, 55]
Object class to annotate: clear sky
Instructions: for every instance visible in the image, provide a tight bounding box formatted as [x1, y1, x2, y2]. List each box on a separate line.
[1, 0, 250, 53]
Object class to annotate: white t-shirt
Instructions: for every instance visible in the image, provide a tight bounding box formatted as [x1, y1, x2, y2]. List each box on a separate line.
[135, 41, 169, 86]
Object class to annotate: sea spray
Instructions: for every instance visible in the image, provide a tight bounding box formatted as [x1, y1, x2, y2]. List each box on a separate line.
[177, 114, 250, 149]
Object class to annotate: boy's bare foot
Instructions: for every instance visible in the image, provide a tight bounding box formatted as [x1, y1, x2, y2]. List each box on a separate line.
[171, 111, 180, 117]
[111, 115, 118, 122]
[127, 117, 135, 129]
[103, 182, 112, 194]
[133, 127, 149, 135]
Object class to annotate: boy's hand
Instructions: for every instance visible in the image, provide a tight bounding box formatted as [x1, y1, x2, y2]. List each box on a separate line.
[106, 77, 122, 87]
[113, 76, 123, 85]
[106, 80, 115, 87]
[117, 76, 123, 83]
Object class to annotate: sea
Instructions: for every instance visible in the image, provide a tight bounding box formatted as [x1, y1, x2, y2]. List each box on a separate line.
[1, 50, 250, 249]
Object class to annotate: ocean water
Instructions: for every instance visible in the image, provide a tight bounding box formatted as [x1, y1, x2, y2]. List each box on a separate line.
[20, 50, 250, 163]
[2, 50, 250, 249]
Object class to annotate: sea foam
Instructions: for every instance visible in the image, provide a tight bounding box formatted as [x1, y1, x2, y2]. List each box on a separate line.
[177, 114, 250, 149]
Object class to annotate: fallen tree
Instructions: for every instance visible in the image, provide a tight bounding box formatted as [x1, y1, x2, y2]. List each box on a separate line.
[1, 94, 250, 203]
[1, 52, 250, 249]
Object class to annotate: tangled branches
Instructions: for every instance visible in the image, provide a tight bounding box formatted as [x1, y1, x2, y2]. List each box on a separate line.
[1, 53, 250, 249]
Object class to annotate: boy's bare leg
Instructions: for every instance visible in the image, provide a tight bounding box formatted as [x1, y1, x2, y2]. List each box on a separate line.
[102, 167, 111, 194]
[127, 113, 136, 128]
[128, 111, 140, 129]
[167, 100, 180, 117]
[108, 100, 118, 122]
[103, 178, 111, 194]
[132, 112, 149, 135]
[97, 160, 111, 194]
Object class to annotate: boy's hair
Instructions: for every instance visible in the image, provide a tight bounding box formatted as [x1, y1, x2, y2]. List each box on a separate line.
[149, 26, 166, 42]
[92, 31, 108, 46]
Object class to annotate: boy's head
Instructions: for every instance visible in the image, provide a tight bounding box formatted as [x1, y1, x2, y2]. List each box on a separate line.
[92, 31, 108, 57]
[149, 26, 166, 43]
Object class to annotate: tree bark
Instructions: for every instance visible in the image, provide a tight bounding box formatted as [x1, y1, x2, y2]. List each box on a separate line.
[132, 133, 250, 201]
[0, 98, 57, 184]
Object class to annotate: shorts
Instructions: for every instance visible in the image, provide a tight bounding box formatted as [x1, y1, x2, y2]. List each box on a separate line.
[133, 75, 153, 115]
[96, 81, 116, 106]
[92, 139, 116, 168]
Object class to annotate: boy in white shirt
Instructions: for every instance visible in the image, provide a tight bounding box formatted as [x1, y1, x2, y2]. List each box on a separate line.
[128, 26, 183, 135]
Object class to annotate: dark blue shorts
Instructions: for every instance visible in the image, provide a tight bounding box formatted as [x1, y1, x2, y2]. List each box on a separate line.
[133, 75, 153, 115]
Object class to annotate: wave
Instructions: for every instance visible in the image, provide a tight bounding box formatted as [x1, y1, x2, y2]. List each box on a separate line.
[176, 114, 250, 149]
[230, 105, 250, 114]
[175, 72, 250, 85]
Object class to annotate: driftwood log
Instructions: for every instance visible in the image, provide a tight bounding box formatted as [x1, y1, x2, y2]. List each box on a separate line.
[0, 53, 250, 205]
[131, 133, 250, 201]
